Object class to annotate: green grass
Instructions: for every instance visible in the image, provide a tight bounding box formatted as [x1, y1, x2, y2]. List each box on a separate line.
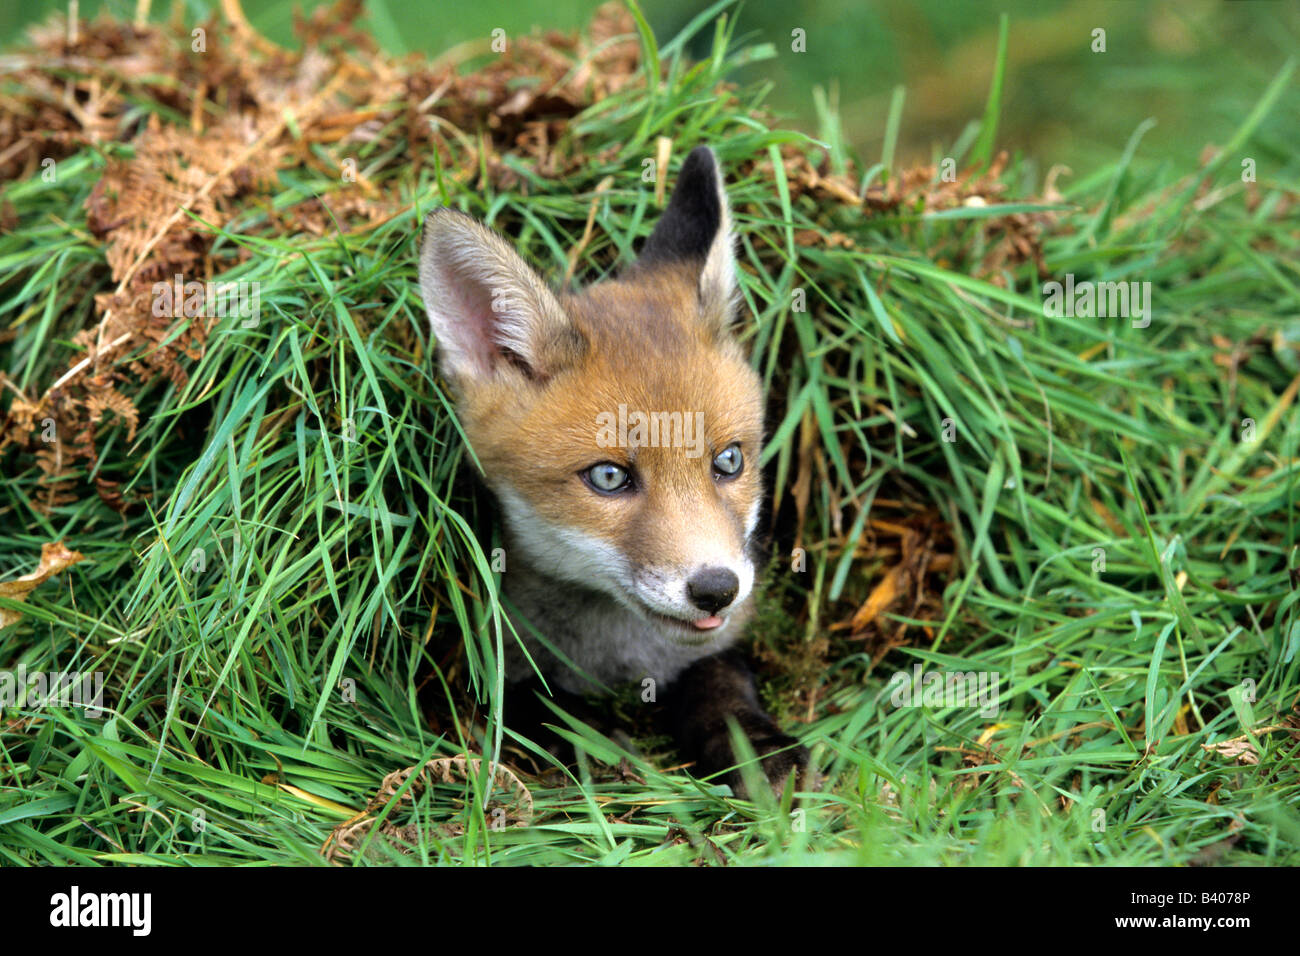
[1, 4, 1299, 866]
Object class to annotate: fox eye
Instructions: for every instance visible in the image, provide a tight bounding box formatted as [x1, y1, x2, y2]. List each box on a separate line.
[713, 443, 743, 478]
[583, 462, 632, 494]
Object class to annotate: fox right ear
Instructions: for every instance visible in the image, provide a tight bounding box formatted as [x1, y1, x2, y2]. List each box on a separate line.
[418, 209, 582, 383]
[636, 146, 737, 319]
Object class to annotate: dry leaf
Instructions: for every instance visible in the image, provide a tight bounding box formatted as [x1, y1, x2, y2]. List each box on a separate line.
[1200, 737, 1259, 765]
[321, 754, 533, 863]
[0, 541, 85, 628]
[850, 565, 904, 632]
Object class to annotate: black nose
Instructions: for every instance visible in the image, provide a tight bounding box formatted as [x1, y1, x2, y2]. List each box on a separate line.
[686, 567, 739, 614]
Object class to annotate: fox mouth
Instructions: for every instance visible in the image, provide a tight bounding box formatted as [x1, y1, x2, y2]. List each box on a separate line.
[638, 603, 729, 640]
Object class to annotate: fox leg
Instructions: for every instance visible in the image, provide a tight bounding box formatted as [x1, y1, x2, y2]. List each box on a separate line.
[504, 677, 595, 761]
[666, 650, 809, 797]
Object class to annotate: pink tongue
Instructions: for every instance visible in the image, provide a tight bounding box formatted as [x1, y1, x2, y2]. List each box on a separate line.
[692, 615, 724, 630]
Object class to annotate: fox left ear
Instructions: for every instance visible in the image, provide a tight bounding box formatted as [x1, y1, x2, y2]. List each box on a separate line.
[418, 208, 583, 385]
[636, 145, 737, 322]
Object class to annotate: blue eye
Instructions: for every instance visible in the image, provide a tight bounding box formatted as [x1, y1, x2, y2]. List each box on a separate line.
[713, 444, 743, 478]
[584, 462, 631, 493]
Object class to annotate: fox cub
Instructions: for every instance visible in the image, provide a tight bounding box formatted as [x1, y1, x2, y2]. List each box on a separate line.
[418, 146, 807, 794]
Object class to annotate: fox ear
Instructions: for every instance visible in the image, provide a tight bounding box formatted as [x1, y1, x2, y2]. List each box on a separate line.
[418, 209, 583, 383]
[637, 145, 737, 317]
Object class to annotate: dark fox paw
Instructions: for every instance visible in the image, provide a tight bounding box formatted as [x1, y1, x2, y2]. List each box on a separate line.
[699, 715, 811, 798]
[744, 728, 810, 798]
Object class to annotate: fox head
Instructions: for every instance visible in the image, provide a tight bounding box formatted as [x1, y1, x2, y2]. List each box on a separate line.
[418, 146, 764, 645]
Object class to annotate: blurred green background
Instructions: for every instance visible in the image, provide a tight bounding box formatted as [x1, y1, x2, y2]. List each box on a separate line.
[3, 0, 1297, 176]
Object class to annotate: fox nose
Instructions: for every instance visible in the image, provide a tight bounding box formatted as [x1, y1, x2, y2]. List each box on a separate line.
[686, 567, 739, 614]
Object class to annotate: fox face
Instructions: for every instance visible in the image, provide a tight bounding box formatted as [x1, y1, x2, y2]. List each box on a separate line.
[419, 147, 764, 681]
